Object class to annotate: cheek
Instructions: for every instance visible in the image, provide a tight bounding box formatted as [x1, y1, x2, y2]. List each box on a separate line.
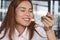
[30, 13, 34, 19]
[15, 13, 23, 23]
[15, 11, 23, 20]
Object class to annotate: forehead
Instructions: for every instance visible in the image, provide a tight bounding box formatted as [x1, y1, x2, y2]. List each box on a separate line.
[17, 1, 32, 9]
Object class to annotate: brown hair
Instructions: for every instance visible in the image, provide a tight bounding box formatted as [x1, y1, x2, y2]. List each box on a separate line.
[0, 0, 35, 40]
[0, 0, 44, 40]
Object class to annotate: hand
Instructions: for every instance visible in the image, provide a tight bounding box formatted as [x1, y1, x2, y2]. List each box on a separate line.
[41, 12, 55, 31]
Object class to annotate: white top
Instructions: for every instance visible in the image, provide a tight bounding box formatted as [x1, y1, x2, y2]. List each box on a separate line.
[0, 27, 48, 40]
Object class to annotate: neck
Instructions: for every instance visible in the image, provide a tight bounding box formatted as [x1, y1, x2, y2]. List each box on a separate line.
[16, 24, 26, 36]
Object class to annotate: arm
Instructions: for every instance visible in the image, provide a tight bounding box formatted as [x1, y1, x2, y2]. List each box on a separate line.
[41, 12, 56, 40]
[46, 29, 56, 40]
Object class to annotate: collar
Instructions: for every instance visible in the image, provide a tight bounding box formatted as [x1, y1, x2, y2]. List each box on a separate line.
[15, 27, 27, 36]
[14, 27, 29, 40]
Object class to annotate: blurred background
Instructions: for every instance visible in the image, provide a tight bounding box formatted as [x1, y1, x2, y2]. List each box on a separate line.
[0, 0, 60, 39]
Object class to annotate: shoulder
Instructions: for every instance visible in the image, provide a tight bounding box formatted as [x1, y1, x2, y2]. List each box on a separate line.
[32, 24, 47, 40]
[35, 27, 46, 37]
[34, 24, 46, 36]
[0, 30, 9, 40]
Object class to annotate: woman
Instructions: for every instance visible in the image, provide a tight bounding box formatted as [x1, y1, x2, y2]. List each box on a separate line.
[0, 0, 56, 40]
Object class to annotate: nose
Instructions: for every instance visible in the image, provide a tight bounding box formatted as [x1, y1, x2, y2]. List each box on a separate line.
[25, 11, 30, 16]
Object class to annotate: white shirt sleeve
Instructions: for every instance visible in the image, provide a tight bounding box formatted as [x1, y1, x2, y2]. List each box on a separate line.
[0, 30, 9, 40]
[32, 27, 48, 40]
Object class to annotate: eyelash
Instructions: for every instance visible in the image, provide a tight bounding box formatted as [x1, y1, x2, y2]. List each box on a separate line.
[29, 10, 33, 12]
[20, 10, 33, 12]
[20, 10, 25, 12]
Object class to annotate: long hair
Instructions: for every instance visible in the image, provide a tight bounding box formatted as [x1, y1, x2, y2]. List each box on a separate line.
[0, 0, 45, 40]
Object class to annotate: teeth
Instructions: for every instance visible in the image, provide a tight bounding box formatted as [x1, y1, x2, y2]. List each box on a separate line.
[23, 18, 30, 21]
[25, 19, 29, 20]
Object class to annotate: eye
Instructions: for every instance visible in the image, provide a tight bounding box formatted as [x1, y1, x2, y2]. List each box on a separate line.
[20, 9, 25, 12]
[29, 10, 33, 13]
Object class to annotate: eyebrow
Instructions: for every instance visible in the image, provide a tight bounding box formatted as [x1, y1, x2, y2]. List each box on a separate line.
[17, 7, 33, 10]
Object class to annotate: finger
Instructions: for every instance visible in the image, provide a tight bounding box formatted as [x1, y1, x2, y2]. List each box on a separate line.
[46, 14, 55, 25]
[42, 19, 49, 27]
[43, 16, 54, 24]
[47, 12, 51, 15]
[46, 13, 54, 20]
[43, 19, 53, 27]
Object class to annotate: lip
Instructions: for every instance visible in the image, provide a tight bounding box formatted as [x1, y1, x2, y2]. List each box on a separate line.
[23, 18, 31, 22]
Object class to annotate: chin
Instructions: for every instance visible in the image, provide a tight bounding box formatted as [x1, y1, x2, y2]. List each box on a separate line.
[23, 22, 31, 26]
[24, 23, 30, 26]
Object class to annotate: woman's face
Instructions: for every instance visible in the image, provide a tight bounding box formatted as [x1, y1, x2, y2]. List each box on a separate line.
[15, 1, 33, 27]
